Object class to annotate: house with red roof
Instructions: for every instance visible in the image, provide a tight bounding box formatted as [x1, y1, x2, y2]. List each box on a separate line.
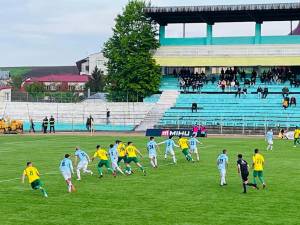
[22, 74, 89, 92]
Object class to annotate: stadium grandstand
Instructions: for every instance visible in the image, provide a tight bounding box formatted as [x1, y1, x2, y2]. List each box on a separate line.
[1, 2, 300, 134]
[142, 2, 300, 133]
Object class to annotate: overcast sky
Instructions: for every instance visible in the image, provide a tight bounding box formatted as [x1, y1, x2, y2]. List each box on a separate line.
[0, 0, 299, 67]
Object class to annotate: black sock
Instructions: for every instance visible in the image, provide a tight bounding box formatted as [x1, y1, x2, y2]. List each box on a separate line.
[243, 183, 247, 193]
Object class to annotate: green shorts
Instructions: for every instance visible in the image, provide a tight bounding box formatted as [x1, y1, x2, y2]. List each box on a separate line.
[182, 148, 189, 156]
[126, 157, 139, 164]
[253, 170, 263, 177]
[118, 156, 127, 163]
[31, 179, 42, 190]
[98, 160, 110, 168]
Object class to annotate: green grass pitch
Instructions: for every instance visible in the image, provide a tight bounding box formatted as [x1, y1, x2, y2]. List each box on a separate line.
[0, 135, 299, 225]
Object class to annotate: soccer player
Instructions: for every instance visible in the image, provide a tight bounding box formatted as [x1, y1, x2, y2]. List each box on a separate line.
[293, 126, 300, 147]
[59, 154, 76, 193]
[21, 162, 48, 197]
[178, 135, 193, 162]
[157, 136, 178, 164]
[109, 144, 124, 176]
[91, 145, 114, 178]
[147, 137, 159, 168]
[217, 149, 228, 186]
[189, 134, 202, 161]
[124, 142, 146, 175]
[74, 147, 93, 180]
[237, 154, 258, 193]
[252, 149, 266, 189]
[117, 140, 127, 165]
[266, 129, 274, 151]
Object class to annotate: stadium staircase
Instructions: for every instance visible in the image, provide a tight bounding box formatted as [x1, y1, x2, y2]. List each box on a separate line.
[135, 90, 179, 131]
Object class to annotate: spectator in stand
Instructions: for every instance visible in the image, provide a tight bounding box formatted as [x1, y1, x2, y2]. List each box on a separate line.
[235, 86, 241, 98]
[290, 96, 297, 107]
[192, 103, 198, 113]
[220, 80, 226, 92]
[257, 86, 263, 99]
[42, 116, 48, 134]
[106, 109, 110, 125]
[242, 87, 248, 97]
[86, 115, 93, 131]
[262, 87, 269, 99]
[283, 97, 289, 110]
[282, 87, 289, 98]
[49, 115, 55, 133]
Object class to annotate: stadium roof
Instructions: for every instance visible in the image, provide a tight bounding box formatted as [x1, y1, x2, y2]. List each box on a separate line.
[144, 3, 300, 25]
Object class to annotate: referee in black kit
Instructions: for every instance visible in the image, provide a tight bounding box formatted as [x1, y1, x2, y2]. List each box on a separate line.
[237, 154, 258, 193]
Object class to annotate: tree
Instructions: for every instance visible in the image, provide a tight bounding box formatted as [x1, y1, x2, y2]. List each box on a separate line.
[85, 67, 106, 92]
[25, 82, 45, 94]
[9, 74, 24, 90]
[103, 0, 161, 102]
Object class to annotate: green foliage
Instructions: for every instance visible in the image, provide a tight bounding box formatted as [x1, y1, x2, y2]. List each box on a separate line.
[85, 67, 106, 92]
[103, 0, 161, 102]
[5, 67, 31, 90]
[9, 74, 23, 90]
[0, 136, 299, 225]
[25, 82, 45, 94]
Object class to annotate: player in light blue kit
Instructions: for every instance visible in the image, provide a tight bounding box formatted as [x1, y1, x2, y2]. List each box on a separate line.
[74, 147, 93, 180]
[158, 136, 178, 164]
[109, 144, 124, 175]
[189, 134, 202, 161]
[217, 149, 229, 186]
[147, 137, 159, 168]
[266, 129, 274, 151]
[59, 154, 75, 193]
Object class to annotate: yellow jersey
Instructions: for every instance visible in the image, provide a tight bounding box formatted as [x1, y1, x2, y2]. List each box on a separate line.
[294, 129, 300, 138]
[23, 166, 40, 183]
[125, 145, 137, 158]
[178, 138, 189, 149]
[93, 149, 108, 160]
[253, 153, 265, 171]
[117, 142, 126, 157]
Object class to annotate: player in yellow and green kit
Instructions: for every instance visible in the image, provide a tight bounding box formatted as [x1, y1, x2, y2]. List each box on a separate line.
[125, 142, 146, 175]
[21, 162, 48, 197]
[116, 140, 127, 165]
[293, 127, 300, 147]
[178, 135, 193, 162]
[252, 149, 266, 189]
[91, 145, 114, 178]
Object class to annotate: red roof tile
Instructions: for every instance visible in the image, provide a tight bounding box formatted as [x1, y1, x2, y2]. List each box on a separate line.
[27, 74, 89, 83]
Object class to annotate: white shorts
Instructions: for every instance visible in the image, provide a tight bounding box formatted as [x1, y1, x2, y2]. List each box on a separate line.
[149, 154, 157, 159]
[77, 160, 88, 170]
[111, 160, 119, 170]
[267, 140, 273, 145]
[219, 168, 226, 176]
[165, 148, 175, 155]
[190, 147, 198, 153]
[61, 171, 71, 180]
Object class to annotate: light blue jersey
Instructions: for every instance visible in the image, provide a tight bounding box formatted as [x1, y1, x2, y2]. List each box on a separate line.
[147, 140, 157, 155]
[59, 158, 74, 173]
[266, 131, 273, 141]
[164, 139, 176, 150]
[75, 149, 89, 162]
[217, 154, 228, 170]
[189, 137, 200, 149]
[109, 146, 118, 161]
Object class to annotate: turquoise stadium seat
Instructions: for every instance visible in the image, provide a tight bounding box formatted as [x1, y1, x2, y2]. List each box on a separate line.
[159, 93, 300, 128]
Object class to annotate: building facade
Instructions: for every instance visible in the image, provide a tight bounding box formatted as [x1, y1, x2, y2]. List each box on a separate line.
[76, 52, 107, 75]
